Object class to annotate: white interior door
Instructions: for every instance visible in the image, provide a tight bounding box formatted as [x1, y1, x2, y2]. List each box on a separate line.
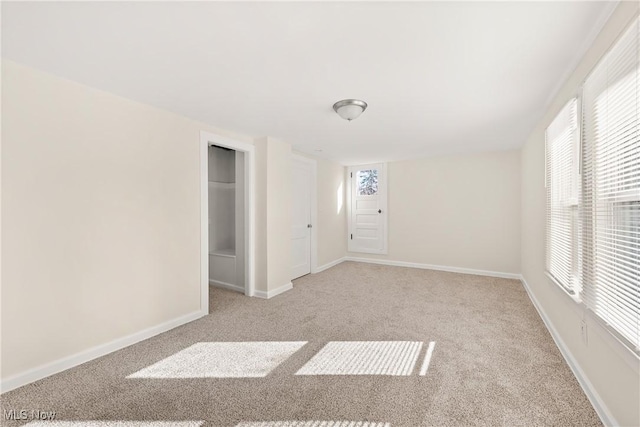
[291, 158, 312, 279]
[349, 163, 387, 254]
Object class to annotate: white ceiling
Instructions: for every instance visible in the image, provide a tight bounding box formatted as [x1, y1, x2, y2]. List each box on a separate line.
[2, 1, 615, 164]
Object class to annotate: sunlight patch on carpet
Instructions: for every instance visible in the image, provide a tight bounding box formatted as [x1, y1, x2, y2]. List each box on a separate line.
[127, 342, 307, 378]
[419, 341, 436, 376]
[296, 341, 422, 376]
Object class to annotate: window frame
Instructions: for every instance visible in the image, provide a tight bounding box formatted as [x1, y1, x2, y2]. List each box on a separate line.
[545, 15, 640, 359]
[545, 97, 582, 300]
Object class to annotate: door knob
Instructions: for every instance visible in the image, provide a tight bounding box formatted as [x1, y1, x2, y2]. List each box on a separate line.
[307, 224, 312, 228]
[378, 209, 382, 213]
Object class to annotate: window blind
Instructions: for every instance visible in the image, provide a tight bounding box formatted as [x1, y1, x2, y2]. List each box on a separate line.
[581, 16, 639, 352]
[546, 98, 580, 294]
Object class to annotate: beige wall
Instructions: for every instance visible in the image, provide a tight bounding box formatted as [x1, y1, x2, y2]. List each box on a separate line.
[253, 137, 269, 292]
[265, 138, 292, 291]
[520, 2, 640, 426]
[0, 60, 254, 378]
[348, 150, 521, 275]
[315, 157, 347, 267]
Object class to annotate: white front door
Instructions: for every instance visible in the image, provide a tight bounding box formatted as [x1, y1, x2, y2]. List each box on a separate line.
[349, 163, 387, 254]
[291, 158, 312, 279]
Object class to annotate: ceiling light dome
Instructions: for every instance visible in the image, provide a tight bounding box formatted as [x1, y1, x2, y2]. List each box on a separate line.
[333, 99, 368, 121]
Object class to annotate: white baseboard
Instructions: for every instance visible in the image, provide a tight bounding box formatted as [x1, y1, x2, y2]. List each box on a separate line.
[520, 275, 618, 427]
[344, 256, 521, 280]
[0, 310, 205, 394]
[314, 257, 346, 273]
[209, 279, 244, 294]
[254, 282, 293, 299]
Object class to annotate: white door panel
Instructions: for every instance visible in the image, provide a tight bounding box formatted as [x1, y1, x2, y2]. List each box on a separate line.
[348, 163, 387, 254]
[356, 200, 378, 210]
[291, 159, 312, 279]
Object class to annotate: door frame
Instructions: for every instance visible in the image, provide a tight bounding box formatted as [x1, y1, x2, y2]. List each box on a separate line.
[200, 131, 256, 313]
[347, 163, 388, 255]
[292, 154, 318, 274]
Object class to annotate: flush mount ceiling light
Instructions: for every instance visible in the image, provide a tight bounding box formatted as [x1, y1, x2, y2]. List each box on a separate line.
[333, 99, 368, 121]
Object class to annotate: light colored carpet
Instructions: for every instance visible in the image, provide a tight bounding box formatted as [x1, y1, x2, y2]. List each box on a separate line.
[1, 262, 601, 426]
[127, 342, 308, 379]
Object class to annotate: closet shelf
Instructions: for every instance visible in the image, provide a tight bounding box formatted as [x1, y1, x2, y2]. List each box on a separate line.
[209, 248, 236, 258]
[208, 181, 235, 189]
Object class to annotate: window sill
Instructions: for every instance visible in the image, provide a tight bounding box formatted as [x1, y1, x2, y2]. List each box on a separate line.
[545, 271, 581, 303]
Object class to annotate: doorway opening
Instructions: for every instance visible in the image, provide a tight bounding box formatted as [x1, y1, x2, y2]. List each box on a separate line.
[200, 131, 255, 314]
[208, 145, 245, 293]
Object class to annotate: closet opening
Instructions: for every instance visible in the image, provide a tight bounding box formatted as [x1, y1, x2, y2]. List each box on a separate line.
[208, 145, 245, 293]
[200, 132, 255, 313]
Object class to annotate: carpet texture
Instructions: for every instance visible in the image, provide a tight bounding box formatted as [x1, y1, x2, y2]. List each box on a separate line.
[1, 262, 602, 426]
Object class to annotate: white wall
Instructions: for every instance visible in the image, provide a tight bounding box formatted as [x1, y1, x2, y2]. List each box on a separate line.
[348, 150, 521, 275]
[520, 2, 640, 426]
[0, 60, 254, 380]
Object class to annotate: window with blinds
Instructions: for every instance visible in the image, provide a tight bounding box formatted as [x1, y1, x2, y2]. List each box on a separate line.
[546, 99, 580, 295]
[581, 16, 639, 352]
